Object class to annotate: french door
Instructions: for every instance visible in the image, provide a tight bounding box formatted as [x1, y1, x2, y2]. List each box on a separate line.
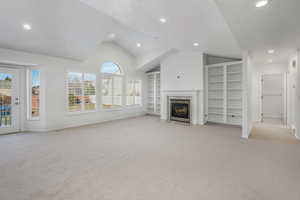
[0, 67, 20, 134]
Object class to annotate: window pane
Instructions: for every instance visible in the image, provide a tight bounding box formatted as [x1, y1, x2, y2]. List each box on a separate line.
[127, 80, 141, 105]
[101, 62, 121, 75]
[31, 70, 40, 118]
[102, 77, 113, 109]
[126, 80, 135, 105]
[113, 76, 122, 106]
[68, 72, 82, 112]
[0, 73, 12, 127]
[135, 80, 142, 105]
[84, 73, 96, 111]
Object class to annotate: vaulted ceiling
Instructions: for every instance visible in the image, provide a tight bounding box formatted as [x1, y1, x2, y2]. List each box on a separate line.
[0, 0, 299, 67]
[80, 0, 241, 58]
[0, 0, 133, 60]
[215, 0, 300, 66]
[0, 0, 241, 62]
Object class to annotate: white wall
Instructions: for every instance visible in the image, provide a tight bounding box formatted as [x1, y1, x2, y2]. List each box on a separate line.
[287, 57, 297, 131]
[287, 50, 300, 139]
[296, 50, 300, 139]
[0, 42, 147, 132]
[160, 52, 204, 91]
[160, 51, 205, 124]
[242, 52, 253, 138]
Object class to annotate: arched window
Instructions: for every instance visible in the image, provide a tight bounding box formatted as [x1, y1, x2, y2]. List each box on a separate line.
[101, 62, 123, 109]
[101, 62, 122, 75]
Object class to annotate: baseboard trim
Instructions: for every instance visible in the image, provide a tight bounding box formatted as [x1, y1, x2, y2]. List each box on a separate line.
[23, 112, 147, 133]
[241, 135, 249, 139]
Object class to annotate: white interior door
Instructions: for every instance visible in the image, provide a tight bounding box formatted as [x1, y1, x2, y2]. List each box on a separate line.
[0, 67, 20, 134]
[262, 74, 283, 123]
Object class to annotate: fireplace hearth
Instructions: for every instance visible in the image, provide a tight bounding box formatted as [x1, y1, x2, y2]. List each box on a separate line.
[169, 99, 191, 123]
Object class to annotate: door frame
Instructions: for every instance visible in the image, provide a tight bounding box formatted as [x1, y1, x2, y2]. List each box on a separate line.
[0, 65, 24, 134]
[259, 73, 287, 125]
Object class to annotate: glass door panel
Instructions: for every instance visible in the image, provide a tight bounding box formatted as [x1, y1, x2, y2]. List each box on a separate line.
[0, 68, 20, 134]
[0, 73, 12, 127]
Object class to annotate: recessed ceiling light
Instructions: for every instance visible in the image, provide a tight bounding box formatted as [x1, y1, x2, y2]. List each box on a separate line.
[255, 0, 268, 8]
[268, 49, 275, 54]
[23, 24, 32, 31]
[108, 33, 116, 39]
[193, 42, 199, 47]
[136, 43, 142, 47]
[159, 17, 167, 24]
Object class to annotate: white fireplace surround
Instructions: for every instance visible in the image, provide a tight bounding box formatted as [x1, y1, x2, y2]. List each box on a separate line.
[161, 90, 204, 125]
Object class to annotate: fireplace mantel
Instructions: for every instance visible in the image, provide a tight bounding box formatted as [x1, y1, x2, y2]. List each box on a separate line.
[161, 89, 204, 125]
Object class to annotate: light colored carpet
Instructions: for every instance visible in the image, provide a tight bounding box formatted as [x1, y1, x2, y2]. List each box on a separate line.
[0, 115, 299, 200]
[250, 122, 300, 144]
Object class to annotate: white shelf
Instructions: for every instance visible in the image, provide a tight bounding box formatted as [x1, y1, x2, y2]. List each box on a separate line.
[208, 106, 223, 109]
[208, 73, 224, 76]
[227, 113, 242, 117]
[227, 80, 241, 82]
[208, 119, 225, 124]
[147, 72, 161, 115]
[208, 112, 223, 115]
[209, 81, 224, 84]
[209, 89, 223, 91]
[228, 107, 242, 110]
[227, 72, 241, 75]
[206, 62, 243, 126]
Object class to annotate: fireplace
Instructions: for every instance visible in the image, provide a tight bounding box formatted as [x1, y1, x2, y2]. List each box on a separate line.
[162, 90, 203, 125]
[169, 99, 191, 123]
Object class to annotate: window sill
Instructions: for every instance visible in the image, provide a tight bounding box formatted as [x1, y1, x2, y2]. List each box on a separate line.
[125, 105, 143, 109]
[102, 107, 123, 112]
[65, 106, 142, 115]
[27, 117, 40, 121]
[66, 110, 98, 116]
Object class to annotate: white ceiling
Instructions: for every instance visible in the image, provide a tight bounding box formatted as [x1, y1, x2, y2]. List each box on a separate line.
[81, 0, 242, 58]
[0, 0, 145, 60]
[3, 0, 298, 67]
[0, 0, 242, 62]
[215, 0, 300, 66]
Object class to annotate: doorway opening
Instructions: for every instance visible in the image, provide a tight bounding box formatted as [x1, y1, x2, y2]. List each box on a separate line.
[261, 73, 286, 126]
[250, 73, 299, 143]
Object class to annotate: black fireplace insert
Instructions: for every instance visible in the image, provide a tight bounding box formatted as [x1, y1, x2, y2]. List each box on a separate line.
[170, 99, 190, 123]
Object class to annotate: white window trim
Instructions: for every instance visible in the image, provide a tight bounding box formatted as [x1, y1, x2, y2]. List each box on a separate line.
[26, 68, 41, 121]
[66, 71, 98, 114]
[83, 72, 98, 112]
[101, 62, 123, 75]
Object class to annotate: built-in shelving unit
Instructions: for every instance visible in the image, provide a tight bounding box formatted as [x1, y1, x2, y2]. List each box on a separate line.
[147, 72, 160, 115]
[205, 62, 243, 126]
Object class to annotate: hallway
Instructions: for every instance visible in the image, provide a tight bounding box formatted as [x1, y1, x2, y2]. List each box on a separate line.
[250, 122, 299, 144]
